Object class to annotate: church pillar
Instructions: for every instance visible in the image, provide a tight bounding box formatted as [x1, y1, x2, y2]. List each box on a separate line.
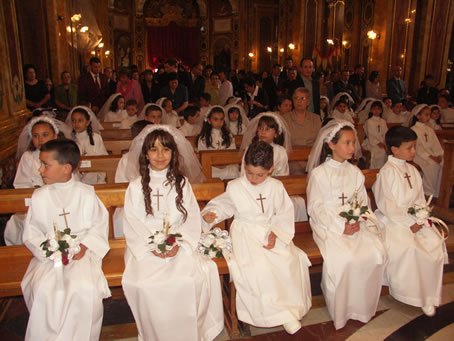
[0, 0, 30, 186]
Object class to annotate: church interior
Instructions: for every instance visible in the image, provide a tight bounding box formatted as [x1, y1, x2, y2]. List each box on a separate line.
[0, 0, 454, 340]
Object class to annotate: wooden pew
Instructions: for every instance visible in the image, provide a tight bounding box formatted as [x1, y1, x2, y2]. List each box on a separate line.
[79, 155, 122, 184]
[104, 139, 131, 155]
[200, 146, 312, 179]
[186, 135, 243, 151]
[101, 129, 132, 140]
[101, 122, 122, 129]
[437, 141, 454, 209]
[436, 129, 454, 145]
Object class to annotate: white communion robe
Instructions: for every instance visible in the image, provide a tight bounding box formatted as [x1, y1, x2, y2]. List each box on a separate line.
[202, 176, 312, 327]
[362, 116, 388, 169]
[122, 169, 224, 341]
[228, 121, 247, 135]
[372, 156, 448, 307]
[307, 159, 386, 330]
[411, 122, 444, 197]
[240, 143, 308, 222]
[4, 150, 43, 245]
[179, 120, 202, 137]
[163, 110, 181, 128]
[427, 119, 441, 131]
[197, 128, 240, 179]
[75, 131, 108, 185]
[21, 177, 111, 341]
[104, 109, 128, 122]
[120, 115, 139, 129]
[111, 152, 130, 238]
[440, 107, 454, 123]
[331, 109, 355, 123]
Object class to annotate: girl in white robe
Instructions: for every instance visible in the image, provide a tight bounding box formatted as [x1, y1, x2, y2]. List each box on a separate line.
[410, 105, 444, 197]
[306, 120, 386, 330]
[239, 112, 307, 221]
[202, 141, 312, 334]
[427, 105, 442, 130]
[225, 104, 248, 135]
[372, 125, 448, 316]
[122, 126, 222, 341]
[331, 100, 355, 124]
[21, 139, 110, 341]
[66, 106, 108, 184]
[361, 101, 388, 169]
[197, 106, 239, 179]
[99, 93, 128, 122]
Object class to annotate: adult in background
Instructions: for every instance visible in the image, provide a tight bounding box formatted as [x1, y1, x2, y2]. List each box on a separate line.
[218, 70, 233, 106]
[54, 71, 78, 116]
[188, 63, 205, 102]
[366, 70, 382, 99]
[244, 76, 268, 119]
[417, 74, 439, 105]
[333, 69, 360, 106]
[24, 64, 50, 111]
[78, 57, 110, 113]
[205, 72, 220, 105]
[117, 68, 144, 113]
[282, 67, 304, 97]
[300, 58, 320, 115]
[262, 63, 283, 110]
[141, 69, 160, 104]
[159, 72, 188, 116]
[104, 67, 117, 96]
[349, 64, 366, 99]
[386, 66, 407, 104]
[279, 56, 294, 82]
[159, 59, 190, 91]
[283, 87, 322, 174]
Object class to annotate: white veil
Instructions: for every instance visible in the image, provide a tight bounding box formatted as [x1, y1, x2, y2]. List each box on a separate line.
[410, 104, 429, 119]
[226, 97, 243, 106]
[16, 115, 73, 159]
[98, 93, 122, 121]
[155, 97, 166, 107]
[355, 97, 376, 114]
[329, 92, 355, 112]
[138, 102, 160, 120]
[224, 103, 249, 127]
[239, 111, 292, 153]
[306, 119, 362, 176]
[358, 99, 384, 124]
[65, 105, 104, 133]
[125, 124, 205, 184]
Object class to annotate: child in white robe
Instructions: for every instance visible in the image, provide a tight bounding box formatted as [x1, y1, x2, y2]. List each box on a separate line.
[66, 106, 108, 184]
[143, 104, 163, 124]
[100, 93, 128, 122]
[331, 100, 354, 123]
[306, 119, 386, 330]
[410, 105, 444, 197]
[319, 96, 329, 121]
[162, 98, 181, 128]
[122, 125, 221, 341]
[438, 94, 454, 124]
[372, 125, 448, 316]
[196, 92, 212, 127]
[384, 100, 410, 126]
[361, 101, 388, 169]
[5, 117, 60, 245]
[427, 105, 442, 130]
[197, 106, 239, 179]
[202, 141, 312, 334]
[119, 99, 139, 129]
[179, 105, 202, 137]
[225, 104, 248, 135]
[21, 139, 110, 341]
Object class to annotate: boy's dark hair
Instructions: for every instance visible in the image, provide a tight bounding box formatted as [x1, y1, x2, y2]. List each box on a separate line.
[131, 120, 152, 138]
[168, 72, 178, 82]
[391, 99, 403, 108]
[383, 96, 391, 102]
[184, 106, 200, 121]
[439, 94, 451, 102]
[200, 92, 211, 102]
[244, 140, 274, 170]
[41, 138, 81, 171]
[89, 57, 101, 65]
[244, 77, 256, 87]
[385, 126, 417, 152]
[299, 57, 313, 67]
[145, 105, 163, 116]
[126, 99, 138, 107]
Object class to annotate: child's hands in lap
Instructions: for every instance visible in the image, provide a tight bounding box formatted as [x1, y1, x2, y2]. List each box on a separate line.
[152, 245, 180, 258]
[203, 211, 218, 223]
[73, 243, 87, 260]
[410, 223, 423, 233]
[344, 222, 360, 235]
[263, 231, 277, 250]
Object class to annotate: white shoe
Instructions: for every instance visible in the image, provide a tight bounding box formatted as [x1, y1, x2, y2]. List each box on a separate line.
[422, 305, 436, 317]
[283, 320, 301, 334]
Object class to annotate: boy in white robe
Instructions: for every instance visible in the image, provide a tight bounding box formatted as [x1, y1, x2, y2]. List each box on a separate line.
[21, 139, 110, 341]
[372, 126, 448, 316]
[119, 99, 139, 129]
[202, 141, 312, 335]
[410, 105, 444, 197]
[438, 94, 454, 123]
[179, 105, 202, 137]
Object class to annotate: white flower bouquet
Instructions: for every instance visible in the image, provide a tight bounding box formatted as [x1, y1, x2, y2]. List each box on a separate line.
[408, 195, 449, 240]
[198, 228, 233, 259]
[40, 224, 80, 266]
[149, 215, 183, 254]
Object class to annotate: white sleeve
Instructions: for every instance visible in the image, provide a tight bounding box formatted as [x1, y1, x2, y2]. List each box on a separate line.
[273, 148, 289, 176]
[177, 182, 202, 250]
[94, 133, 108, 155]
[114, 154, 129, 183]
[22, 193, 49, 261]
[13, 152, 35, 188]
[201, 191, 236, 233]
[269, 182, 294, 244]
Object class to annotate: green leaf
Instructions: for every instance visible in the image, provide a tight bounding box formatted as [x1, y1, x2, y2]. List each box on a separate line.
[63, 228, 71, 235]
[158, 244, 166, 253]
[216, 250, 223, 258]
[46, 250, 53, 257]
[204, 249, 209, 255]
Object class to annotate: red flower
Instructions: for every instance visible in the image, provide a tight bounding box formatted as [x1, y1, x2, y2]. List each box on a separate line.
[166, 237, 176, 244]
[62, 253, 69, 266]
[428, 220, 432, 227]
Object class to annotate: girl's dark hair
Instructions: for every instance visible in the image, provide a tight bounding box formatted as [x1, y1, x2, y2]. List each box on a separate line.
[71, 108, 95, 145]
[319, 126, 354, 164]
[277, 95, 293, 110]
[369, 71, 379, 82]
[162, 98, 172, 108]
[410, 105, 429, 127]
[138, 130, 187, 221]
[244, 140, 273, 170]
[320, 97, 329, 118]
[431, 106, 441, 124]
[29, 120, 58, 151]
[335, 99, 347, 109]
[367, 101, 384, 119]
[252, 115, 285, 146]
[110, 95, 124, 112]
[196, 107, 232, 148]
[227, 107, 243, 134]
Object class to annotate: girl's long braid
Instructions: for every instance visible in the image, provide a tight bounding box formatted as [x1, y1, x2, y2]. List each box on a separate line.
[87, 122, 95, 145]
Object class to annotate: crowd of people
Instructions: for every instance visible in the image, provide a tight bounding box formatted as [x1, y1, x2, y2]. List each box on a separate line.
[11, 55, 452, 339]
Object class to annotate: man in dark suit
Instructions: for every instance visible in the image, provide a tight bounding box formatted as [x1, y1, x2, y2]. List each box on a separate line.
[188, 63, 205, 103]
[159, 59, 190, 91]
[104, 67, 117, 96]
[263, 63, 283, 110]
[279, 56, 294, 82]
[333, 69, 360, 105]
[78, 57, 110, 113]
[244, 77, 268, 119]
[282, 67, 304, 97]
[386, 66, 408, 104]
[299, 58, 320, 115]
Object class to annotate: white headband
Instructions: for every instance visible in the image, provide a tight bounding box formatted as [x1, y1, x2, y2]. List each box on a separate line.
[323, 121, 355, 143]
[28, 116, 59, 137]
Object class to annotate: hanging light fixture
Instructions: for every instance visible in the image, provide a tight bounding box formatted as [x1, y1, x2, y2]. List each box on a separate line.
[66, 0, 102, 52]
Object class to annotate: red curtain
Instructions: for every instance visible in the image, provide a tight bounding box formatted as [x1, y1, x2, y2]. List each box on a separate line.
[147, 21, 200, 68]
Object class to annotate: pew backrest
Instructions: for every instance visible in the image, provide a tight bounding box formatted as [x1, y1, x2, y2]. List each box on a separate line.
[104, 139, 132, 155]
[79, 155, 122, 184]
[101, 129, 132, 140]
